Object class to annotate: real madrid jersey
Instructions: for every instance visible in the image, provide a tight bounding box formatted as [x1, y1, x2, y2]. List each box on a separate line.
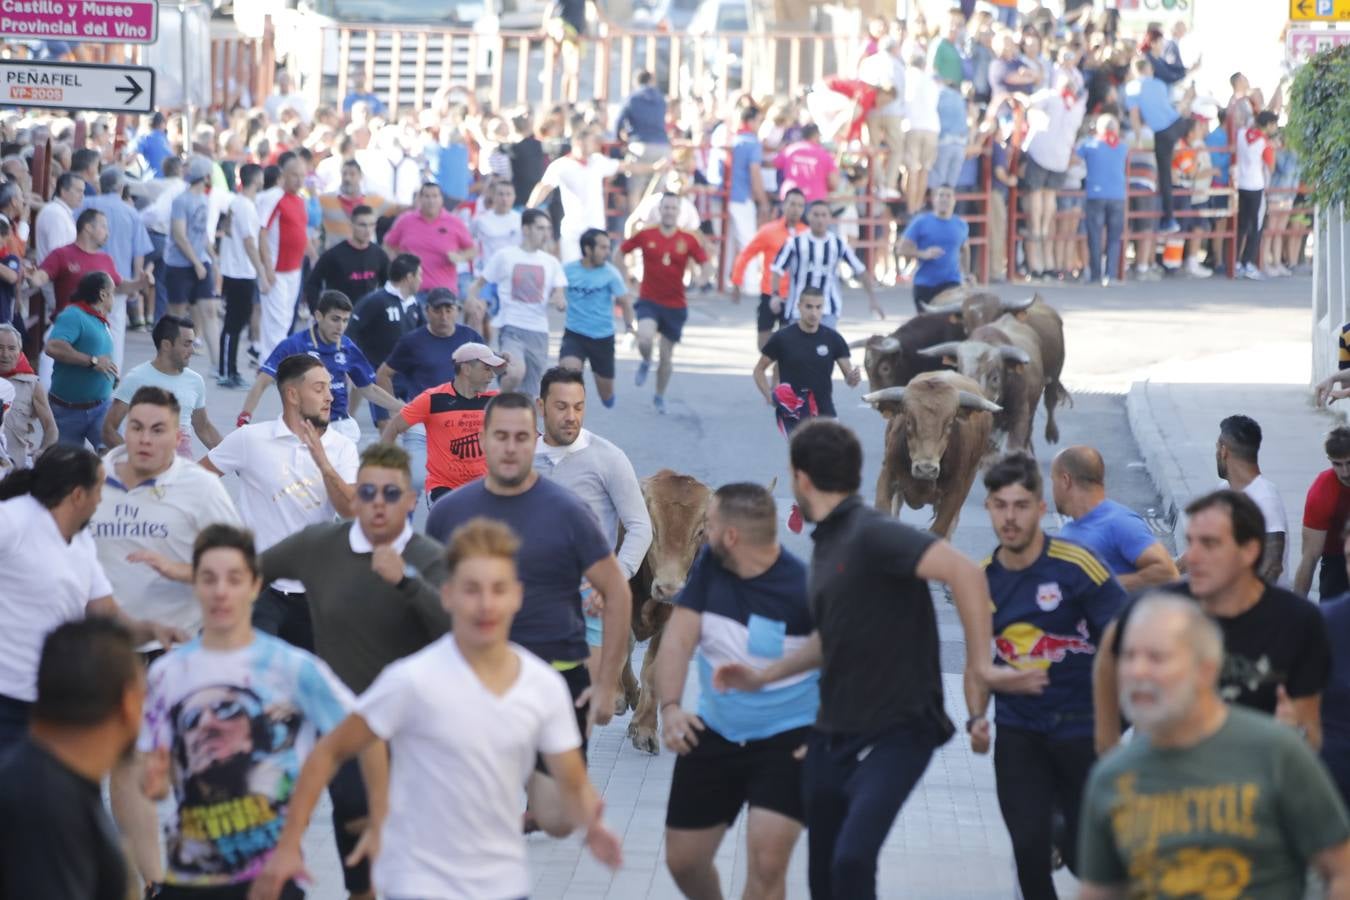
[983, 536, 1126, 738]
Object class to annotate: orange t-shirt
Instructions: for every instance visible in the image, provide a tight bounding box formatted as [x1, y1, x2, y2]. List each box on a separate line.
[400, 382, 499, 492]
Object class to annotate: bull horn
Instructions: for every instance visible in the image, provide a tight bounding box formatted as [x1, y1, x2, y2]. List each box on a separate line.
[917, 341, 963, 358]
[1001, 296, 1037, 313]
[847, 336, 877, 349]
[876, 336, 901, 353]
[958, 391, 1002, 413]
[998, 345, 1031, 364]
[919, 300, 964, 316]
[863, 387, 907, 405]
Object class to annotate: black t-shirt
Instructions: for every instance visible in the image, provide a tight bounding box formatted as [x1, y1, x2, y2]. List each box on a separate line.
[555, 0, 586, 33]
[1111, 580, 1332, 712]
[304, 241, 390, 312]
[348, 287, 425, 370]
[0, 738, 126, 900]
[509, 136, 547, 209]
[808, 495, 952, 740]
[761, 324, 851, 417]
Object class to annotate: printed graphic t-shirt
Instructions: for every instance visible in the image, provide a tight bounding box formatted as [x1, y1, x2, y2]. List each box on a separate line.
[138, 633, 354, 887]
[399, 383, 498, 492]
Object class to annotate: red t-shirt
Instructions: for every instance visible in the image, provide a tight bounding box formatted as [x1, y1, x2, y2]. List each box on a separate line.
[268, 192, 309, 273]
[619, 227, 708, 309]
[38, 243, 122, 313]
[1304, 467, 1350, 556]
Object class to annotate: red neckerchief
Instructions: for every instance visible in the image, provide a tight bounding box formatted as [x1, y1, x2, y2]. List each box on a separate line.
[0, 354, 34, 377]
[1102, 131, 1120, 148]
[1062, 86, 1076, 109]
[1245, 127, 1263, 144]
[73, 301, 109, 325]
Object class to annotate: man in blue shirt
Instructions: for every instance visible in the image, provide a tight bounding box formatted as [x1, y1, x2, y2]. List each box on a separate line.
[1122, 57, 1192, 234]
[712, 106, 768, 262]
[652, 482, 815, 900]
[1204, 108, 1233, 271]
[1075, 115, 1130, 286]
[898, 185, 969, 312]
[616, 70, 670, 209]
[1051, 445, 1179, 591]
[973, 453, 1126, 900]
[560, 228, 632, 408]
[238, 290, 403, 444]
[135, 113, 172, 177]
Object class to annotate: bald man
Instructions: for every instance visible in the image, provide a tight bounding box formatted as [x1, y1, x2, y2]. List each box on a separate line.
[1051, 446, 1178, 592]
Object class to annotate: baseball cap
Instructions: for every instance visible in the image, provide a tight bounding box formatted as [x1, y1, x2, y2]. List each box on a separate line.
[186, 155, 213, 185]
[425, 287, 460, 307]
[453, 342, 506, 367]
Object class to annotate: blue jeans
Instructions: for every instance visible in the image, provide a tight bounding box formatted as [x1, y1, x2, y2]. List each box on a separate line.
[1084, 198, 1125, 281]
[52, 398, 110, 451]
[401, 424, 427, 499]
[148, 231, 169, 321]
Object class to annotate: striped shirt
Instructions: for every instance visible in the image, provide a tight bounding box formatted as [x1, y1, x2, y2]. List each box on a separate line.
[770, 230, 866, 321]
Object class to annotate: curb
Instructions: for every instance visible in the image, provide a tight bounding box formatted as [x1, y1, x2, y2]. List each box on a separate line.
[1125, 380, 1190, 554]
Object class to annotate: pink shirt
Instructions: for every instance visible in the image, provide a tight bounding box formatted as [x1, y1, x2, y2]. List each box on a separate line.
[385, 209, 474, 290]
[775, 141, 838, 203]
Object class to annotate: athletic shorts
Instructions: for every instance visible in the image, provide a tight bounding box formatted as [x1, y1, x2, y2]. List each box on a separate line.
[635, 298, 688, 343]
[534, 662, 590, 774]
[1021, 156, 1065, 192]
[164, 263, 213, 304]
[559, 328, 616, 380]
[756, 292, 784, 333]
[665, 725, 811, 829]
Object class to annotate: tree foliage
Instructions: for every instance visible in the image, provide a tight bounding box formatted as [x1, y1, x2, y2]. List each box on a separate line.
[1287, 43, 1350, 209]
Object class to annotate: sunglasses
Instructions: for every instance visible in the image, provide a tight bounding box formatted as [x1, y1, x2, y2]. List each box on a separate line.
[356, 483, 406, 503]
[182, 698, 248, 731]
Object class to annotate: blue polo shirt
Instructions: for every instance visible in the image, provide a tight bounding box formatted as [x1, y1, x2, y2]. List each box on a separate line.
[902, 213, 969, 287]
[563, 260, 626, 339]
[1058, 498, 1158, 576]
[48, 304, 114, 403]
[713, 130, 764, 204]
[1122, 76, 1179, 134]
[261, 327, 377, 420]
[137, 129, 172, 177]
[1076, 137, 1129, 201]
[1206, 127, 1232, 187]
[78, 193, 155, 279]
[383, 324, 483, 399]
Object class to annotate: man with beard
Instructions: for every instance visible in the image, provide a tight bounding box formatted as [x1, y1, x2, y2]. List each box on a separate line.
[973, 453, 1125, 900]
[424, 392, 631, 836]
[1215, 415, 1289, 585]
[139, 524, 382, 899]
[1078, 594, 1350, 899]
[0, 619, 146, 900]
[202, 355, 359, 653]
[652, 482, 813, 900]
[1295, 426, 1350, 600]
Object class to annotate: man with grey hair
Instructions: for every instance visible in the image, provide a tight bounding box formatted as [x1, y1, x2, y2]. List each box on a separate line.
[1077, 592, 1350, 899]
[79, 166, 155, 361]
[0, 322, 56, 467]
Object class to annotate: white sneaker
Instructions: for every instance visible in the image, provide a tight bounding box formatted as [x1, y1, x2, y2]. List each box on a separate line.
[1186, 259, 1213, 278]
[1242, 264, 1265, 280]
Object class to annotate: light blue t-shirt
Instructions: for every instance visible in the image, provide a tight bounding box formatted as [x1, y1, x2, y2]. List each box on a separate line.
[902, 212, 969, 287]
[49, 304, 114, 403]
[563, 260, 627, 339]
[937, 85, 969, 142]
[1058, 498, 1158, 576]
[1077, 137, 1129, 201]
[163, 189, 210, 269]
[713, 131, 765, 204]
[1122, 76, 1179, 134]
[112, 361, 206, 432]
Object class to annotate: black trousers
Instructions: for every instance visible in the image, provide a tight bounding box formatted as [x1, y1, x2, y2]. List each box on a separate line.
[157, 882, 303, 899]
[1237, 189, 1265, 267]
[993, 726, 1096, 900]
[219, 276, 256, 378]
[252, 587, 314, 652]
[1321, 555, 1349, 602]
[1153, 116, 1192, 224]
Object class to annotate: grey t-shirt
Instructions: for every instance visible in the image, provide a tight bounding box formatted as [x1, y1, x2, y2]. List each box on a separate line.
[1079, 705, 1350, 898]
[163, 189, 210, 268]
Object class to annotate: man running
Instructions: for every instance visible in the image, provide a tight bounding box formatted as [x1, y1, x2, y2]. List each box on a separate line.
[534, 367, 651, 683]
[898, 184, 970, 312]
[713, 419, 1045, 900]
[731, 188, 807, 350]
[771, 201, 882, 327]
[303, 205, 388, 317]
[251, 518, 623, 900]
[974, 453, 1125, 900]
[619, 193, 709, 413]
[560, 228, 633, 407]
[654, 482, 814, 900]
[381, 342, 502, 504]
[425, 393, 632, 835]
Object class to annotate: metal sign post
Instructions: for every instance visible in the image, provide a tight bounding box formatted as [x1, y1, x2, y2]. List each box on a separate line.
[0, 60, 154, 114]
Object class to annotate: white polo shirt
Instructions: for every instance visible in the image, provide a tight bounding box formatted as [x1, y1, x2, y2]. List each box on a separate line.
[538, 153, 620, 234]
[0, 494, 113, 701]
[206, 417, 359, 594]
[92, 448, 242, 638]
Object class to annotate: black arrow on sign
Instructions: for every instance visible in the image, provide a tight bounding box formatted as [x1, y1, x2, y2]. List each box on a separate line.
[1296, 0, 1312, 14]
[114, 75, 143, 105]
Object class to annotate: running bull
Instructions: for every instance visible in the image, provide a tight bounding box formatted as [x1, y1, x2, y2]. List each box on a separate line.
[917, 321, 1043, 453]
[847, 310, 967, 391]
[865, 371, 1001, 538]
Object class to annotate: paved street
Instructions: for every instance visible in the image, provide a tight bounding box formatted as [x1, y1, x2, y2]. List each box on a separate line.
[124, 270, 1311, 898]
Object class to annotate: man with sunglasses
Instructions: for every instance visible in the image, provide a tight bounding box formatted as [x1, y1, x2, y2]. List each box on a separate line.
[257, 442, 449, 899]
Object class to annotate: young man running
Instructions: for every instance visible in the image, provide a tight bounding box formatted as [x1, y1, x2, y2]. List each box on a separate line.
[770, 201, 882, 327]
[251, 518, 622, 900]
[619, 193, 709, 413]
[731, 188, 807, 350]
[560, 228, 633, 407]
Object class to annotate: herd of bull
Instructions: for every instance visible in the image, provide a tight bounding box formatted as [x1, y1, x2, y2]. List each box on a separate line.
[611, 290, 1070, 753]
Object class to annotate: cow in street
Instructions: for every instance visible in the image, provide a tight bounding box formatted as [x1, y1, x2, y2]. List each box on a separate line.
[917, 321, 1042, 453]
[864, 371, 1001, 538]
[848, 310, 966, 390]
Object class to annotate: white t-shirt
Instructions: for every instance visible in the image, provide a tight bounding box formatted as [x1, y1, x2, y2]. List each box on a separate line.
[903, 67, 941, 133]
[112, 362, 207, 434]
[860, 52, 906, 117]
[1225, 474, 1291, 583]
[357, 636, 581, 899]
[472, 208, 523, 270]
[206, 417, 358, 594]
[218, 192, 262, 280]
[538, 153, 621, 234]
[1024, 87, 1087, 174]
[0, 494, 114, 700]
[1236, 128, 1270, 192]
[483, 246, 568, 334]
[92, 449, 241, 637]
[34, 198, 75, 264]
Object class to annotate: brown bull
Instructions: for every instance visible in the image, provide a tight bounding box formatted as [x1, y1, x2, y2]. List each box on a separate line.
[865, 371, 1000, 538]
[848, 310, 967, 390]
[921, 291, 1070, 443]
[619, 469, 711, 754]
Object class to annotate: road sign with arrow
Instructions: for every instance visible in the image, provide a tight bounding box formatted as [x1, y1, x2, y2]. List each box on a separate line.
[0, 60, 153, 114]
[1291, 0, 1350, 20]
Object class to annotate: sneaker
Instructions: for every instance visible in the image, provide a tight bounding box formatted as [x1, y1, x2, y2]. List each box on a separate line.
[228, 374, 247, 389]
[216, 374, 232, 387]
[1100, 276, 1111, 288]
[1186, 260, 1213, 279]
[787, 503, 804, 534]
[601, 394, 616, 409]
[1160, 219, 1181, 234]
[1136, 266, 1162, 282]
[247, 345, 260, 362]
[653, 394, 666, 414]
[1242, 265, 1265, 281]
[635, 360, 650, 386]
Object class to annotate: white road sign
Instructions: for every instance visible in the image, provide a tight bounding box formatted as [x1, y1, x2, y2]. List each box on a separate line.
[0, 60, 153, 114]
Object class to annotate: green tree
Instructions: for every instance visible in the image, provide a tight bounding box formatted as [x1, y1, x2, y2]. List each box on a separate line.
[1287, 43, 1350, 209]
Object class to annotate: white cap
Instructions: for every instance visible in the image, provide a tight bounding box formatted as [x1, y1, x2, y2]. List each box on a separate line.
[453, 342, 506, 367]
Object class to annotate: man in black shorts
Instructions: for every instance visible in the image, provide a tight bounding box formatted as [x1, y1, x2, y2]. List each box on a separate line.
[753, 286, 861, 437]
[730, 188, 806, 350]
[560, 228, 633, 408]
[654, 482, 814, 900]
